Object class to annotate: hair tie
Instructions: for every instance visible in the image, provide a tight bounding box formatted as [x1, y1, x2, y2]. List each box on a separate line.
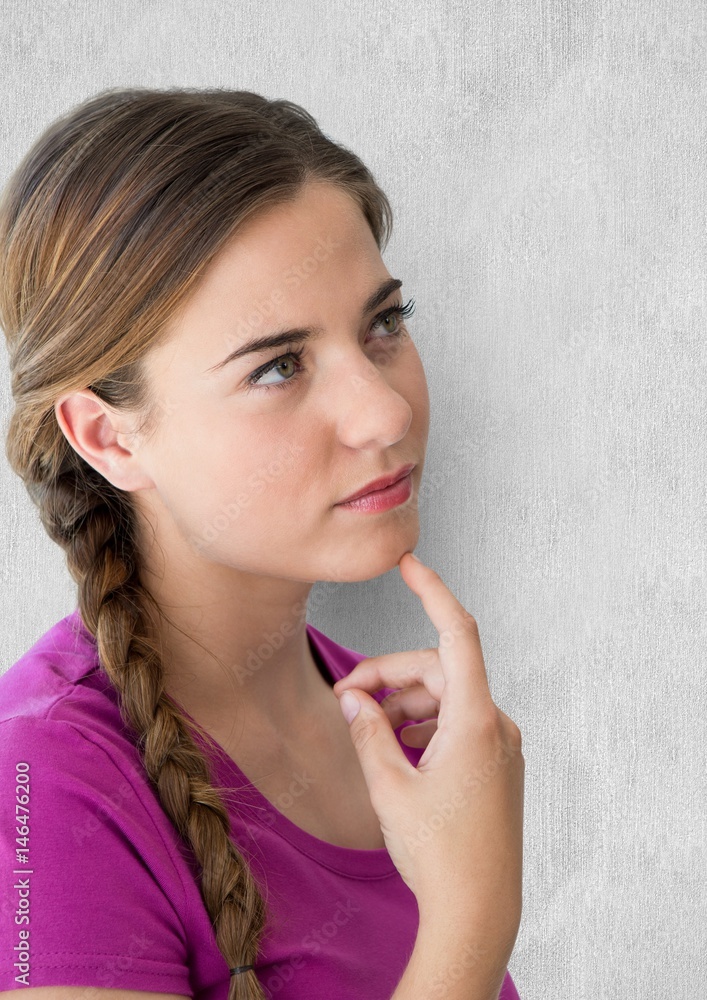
[230, 964, 254, 975]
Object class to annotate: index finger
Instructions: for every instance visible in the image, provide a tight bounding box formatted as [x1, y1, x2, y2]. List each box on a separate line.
[398, 551, 493, 716]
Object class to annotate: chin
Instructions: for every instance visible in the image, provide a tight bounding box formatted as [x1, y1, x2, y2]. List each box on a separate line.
[325, 525, 421, 583]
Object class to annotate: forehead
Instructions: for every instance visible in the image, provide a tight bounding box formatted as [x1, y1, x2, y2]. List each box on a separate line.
[198, 180, 377, 298]
[148, 181, 385, 374]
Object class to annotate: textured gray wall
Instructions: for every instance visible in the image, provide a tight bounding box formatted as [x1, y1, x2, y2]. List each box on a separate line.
[1, 2, 706, 997]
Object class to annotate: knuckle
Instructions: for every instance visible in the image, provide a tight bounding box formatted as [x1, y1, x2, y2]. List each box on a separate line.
[475, 705, 523, 760]
[404, 663, 424, 686]
[476, 704, 506, 743]
[495, 708, 523, 750]
[351, 716, 378, 754]
[461, 612, 479, 637]
[507, 721, 523, 751]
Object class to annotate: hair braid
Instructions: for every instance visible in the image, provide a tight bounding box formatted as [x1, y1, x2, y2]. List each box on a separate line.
[39, 441, 269, 998]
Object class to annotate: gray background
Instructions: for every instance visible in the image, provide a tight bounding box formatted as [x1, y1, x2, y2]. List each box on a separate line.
[1, 2, 706, 997]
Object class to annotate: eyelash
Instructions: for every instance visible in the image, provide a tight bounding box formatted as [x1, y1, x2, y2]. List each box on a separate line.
[244, 298, 416, 393]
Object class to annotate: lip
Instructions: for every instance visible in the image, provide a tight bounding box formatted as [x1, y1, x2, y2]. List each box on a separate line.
[336, 463, 416, 505]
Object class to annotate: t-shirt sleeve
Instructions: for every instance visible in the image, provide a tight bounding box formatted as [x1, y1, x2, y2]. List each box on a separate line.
[0, 714, 193, 995]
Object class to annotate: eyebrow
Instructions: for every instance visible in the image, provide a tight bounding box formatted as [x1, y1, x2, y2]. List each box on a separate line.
[205, 276, 404, 375]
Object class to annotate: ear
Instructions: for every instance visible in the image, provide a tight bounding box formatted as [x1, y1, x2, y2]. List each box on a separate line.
[54, 389, 156, 492]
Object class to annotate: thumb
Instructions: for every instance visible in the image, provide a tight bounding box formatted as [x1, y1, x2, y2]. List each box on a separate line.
[337, 687, 408, 789]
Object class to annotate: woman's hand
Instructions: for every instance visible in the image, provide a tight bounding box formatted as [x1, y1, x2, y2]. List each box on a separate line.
[333, 551, 524, 965]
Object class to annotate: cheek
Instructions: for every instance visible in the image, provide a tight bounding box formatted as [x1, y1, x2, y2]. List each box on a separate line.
[138, 399, 331, 572]
[150, 406, 264, 516]
[174, 432, 323, 564]
[194, 409, 325, 519]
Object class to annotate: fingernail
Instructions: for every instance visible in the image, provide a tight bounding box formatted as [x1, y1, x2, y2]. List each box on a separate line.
[409, 552, 421, 562]
[339, 690, 360, 724]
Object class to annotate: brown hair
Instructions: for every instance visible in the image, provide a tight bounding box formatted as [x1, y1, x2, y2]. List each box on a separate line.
[0, 86, 392, 999]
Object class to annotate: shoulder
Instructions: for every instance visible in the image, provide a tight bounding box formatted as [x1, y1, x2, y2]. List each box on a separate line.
[0, 608, 102, 723]
[0, 609, 142, 776]
[0, 612, 194, 916]
[0, 712, 195, 994]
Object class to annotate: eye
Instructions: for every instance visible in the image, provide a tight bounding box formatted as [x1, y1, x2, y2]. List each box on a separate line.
[370, 298, 416, 339]
[244, 297, 416, 393]
[245, 345, 307, 392]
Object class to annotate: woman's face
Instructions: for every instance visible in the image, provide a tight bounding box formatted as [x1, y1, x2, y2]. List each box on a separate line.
[126, 179, 430, 585]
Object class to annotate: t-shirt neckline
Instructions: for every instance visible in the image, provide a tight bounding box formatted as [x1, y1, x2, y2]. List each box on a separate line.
[68, 608, 397, 878]
[186, 624, 398, 878]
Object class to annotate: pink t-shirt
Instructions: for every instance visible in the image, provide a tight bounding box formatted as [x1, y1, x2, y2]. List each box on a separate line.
[0, 608, 521, 999]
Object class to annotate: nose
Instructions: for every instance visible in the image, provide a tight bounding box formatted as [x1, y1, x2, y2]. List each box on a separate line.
[335, 358, 413, 449]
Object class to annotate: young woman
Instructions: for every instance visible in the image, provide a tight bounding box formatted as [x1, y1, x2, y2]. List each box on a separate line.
[0, 88, 524, 1000]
